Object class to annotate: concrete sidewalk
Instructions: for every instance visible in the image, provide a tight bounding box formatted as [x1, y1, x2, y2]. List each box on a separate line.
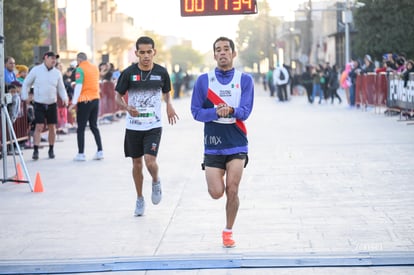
[0, 86, 413, 274]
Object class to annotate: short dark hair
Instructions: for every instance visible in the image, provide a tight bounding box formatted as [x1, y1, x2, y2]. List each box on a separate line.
[77, 52, 87, 61]
[213, 37, 235, 52]
[136, 36, 155, 50]
[5, 56, 14, 63]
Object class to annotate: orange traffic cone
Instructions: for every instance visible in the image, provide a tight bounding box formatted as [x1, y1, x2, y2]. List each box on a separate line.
[34, 172, 44, 193]
[14, 163, 24, 183]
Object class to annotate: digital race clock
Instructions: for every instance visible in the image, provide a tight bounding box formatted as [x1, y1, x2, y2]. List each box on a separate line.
[180, 0, 258, 17]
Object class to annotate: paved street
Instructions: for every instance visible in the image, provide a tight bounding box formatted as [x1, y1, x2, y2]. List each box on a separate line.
[0, 85, 413, 274]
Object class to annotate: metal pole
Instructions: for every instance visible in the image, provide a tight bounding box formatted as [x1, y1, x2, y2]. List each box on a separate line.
[306, 0, 312, 64]
[345, 20, 349, 64]
[50, 0, 60, 53]
[0, 0, 8, 179]
[344, 0, 350, 64]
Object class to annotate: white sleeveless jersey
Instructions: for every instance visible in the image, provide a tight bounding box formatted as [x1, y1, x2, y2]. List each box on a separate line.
[208, 70, 242, 124]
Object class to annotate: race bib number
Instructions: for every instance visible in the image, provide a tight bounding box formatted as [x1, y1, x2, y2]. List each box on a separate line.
[214, 116, 236, 124]
[136, 106, 156, 123]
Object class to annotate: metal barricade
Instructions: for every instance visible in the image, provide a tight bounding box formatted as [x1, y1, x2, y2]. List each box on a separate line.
[0, 101, 29, 144]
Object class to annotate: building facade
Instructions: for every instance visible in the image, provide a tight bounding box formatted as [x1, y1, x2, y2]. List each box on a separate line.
[56, 0, 141, 69]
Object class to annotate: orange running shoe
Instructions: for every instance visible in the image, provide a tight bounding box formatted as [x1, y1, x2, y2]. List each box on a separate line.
[222, 230, 236, 248]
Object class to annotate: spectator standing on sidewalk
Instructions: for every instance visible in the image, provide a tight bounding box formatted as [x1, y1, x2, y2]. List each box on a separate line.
[283, 63, 293, 96]
[301, 65, 313, 103]
[4, 56, 17, 84]
[322, 62, 331, 100]
[340, 62, 352, 105]
[266, 66, 275, 97]
[191, 36, 254, 248]
[361, 54, 375, 74]
[348, 58, 361, 107]
[15, 64, 28, 84]
[402, 59, 414, 87]
[115, 36, 179, 217]
[328, 64, 342, 104]
[311, 66, 324, 104]
[273, 64, 289, 101]
[69, 52, 104, 161]
[171, 68, 184, 99]
[21, 52, 68, 160]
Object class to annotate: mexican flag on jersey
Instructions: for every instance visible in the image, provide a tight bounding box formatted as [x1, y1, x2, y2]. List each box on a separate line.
[131, 75, 140, 81]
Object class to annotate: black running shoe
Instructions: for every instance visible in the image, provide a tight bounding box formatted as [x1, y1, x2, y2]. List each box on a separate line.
[32, 151, 39, 160]
[48, 149, 55, 159]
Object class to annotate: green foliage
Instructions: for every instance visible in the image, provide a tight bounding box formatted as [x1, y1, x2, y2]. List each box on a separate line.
[143, 31, 170, 64]
[235, 1, 279, 71]
[353, 0, 414, 60]
[236, 17, 262, 69]
[4, 0, 51, 65]
[170, 45, 203, 72]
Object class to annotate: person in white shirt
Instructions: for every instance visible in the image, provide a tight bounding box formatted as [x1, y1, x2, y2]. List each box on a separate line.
[21, 52, 68, 160]
[273, 64, 290, 102]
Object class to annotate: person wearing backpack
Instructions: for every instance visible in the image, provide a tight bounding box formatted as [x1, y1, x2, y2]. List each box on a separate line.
[273, 64, 289, 101]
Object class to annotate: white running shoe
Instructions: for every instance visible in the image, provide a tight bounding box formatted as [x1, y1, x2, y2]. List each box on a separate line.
[73, 153, 86, 161]
[134, 197, 145, 216]
[151, 180, 162, 205]
[93, 151, 104, 160]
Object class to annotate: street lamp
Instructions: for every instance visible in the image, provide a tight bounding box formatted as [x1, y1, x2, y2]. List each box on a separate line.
[343, 0, 351, 64]
[343, 0, 365, 64]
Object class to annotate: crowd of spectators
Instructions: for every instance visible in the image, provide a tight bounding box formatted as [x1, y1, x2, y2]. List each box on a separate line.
[290, 52, 414, 108]
[260, 51, 413, 114]
[3, 55, 122, 150]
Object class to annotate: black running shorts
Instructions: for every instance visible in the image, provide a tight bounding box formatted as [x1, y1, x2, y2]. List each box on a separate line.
[34, 102, 58, 125]
[124, 127, 162, 158]
[202, 153, 248, 170]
